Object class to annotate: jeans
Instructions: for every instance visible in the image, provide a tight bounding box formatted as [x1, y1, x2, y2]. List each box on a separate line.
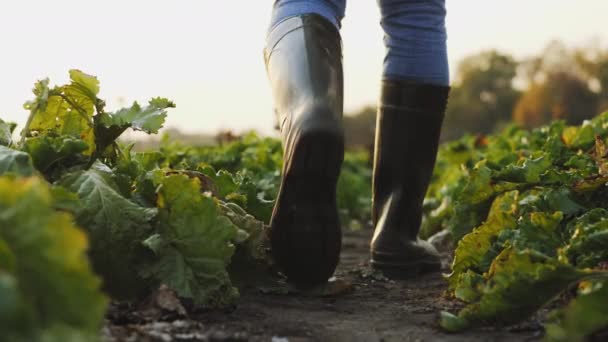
[269, 0, 449, 86]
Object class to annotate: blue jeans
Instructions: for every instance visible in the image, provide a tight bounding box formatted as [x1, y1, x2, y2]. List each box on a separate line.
[269, 0, 449, 86]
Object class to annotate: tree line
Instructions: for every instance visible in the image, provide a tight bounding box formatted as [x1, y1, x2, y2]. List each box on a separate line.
[344, 40, 608, 148]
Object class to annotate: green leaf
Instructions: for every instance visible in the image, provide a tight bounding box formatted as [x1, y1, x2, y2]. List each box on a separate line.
[495, 154, 553, 183]
[442, 248, 597, 332]
[67, 69, 100, 99]
[449, 191, 520, 291]
[59, 161, 158, 299]
[0, 145, 34, 176]
[561, 209, 608, 268]
[25, 70, 97, 155]
[0, 270, 18, 315]
[23, 136, 88, 176]
[95, 98, 174, 154]
[100, 99, 171, 133]
[218, 201, 268, 264]
[0, 119, 16, 146]
[509, 211, 564, 256]
[198, 166, 239, 199]
[457, 162, 495, 205]
[439, 311, 470, 333]
[540, 187, 585, 217]
[0, 176, 106, 340]
[562, 125, 595, 149]
[143, 174, 242, 307]
[49, 185, 82, 213]
[545, 281, 608, 342]
[447, 161, 522, 240]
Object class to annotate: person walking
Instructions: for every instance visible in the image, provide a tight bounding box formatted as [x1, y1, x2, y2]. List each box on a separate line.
[264, 0, 450, 287]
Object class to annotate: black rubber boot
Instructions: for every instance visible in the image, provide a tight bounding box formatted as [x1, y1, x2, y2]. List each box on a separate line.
[264, 14, 344, 288]
[370, 80, 450, 278]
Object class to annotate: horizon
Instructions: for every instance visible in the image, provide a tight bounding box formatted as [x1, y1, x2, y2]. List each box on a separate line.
[1, 0, 607, 136]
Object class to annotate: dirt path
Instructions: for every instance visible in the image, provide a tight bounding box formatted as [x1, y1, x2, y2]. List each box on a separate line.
[104, 230, 542, 341]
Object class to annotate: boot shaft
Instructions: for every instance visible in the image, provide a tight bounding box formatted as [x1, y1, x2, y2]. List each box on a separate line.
[264, 14, 344, 137]
[372, 80, 449, 238]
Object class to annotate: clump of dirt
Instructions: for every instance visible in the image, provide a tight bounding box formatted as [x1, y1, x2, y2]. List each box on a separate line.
[103, 230, 543, 342]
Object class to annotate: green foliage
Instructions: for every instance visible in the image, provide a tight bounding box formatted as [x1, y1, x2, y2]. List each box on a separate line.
[5, 66, 608, 340]
[430, 112, 608, 337]
[154, 132, 372, 226]
[337, 151, 372, 227]
[0, 177, 107, 341]
[0, 145, 34, 176]
[560, 209, 608, 268]
[23, 136, 89, 177]
[59, 161, 158, 300]
[157, 133, 282, 223]
[0, 70, 288, 340]
[545, 281, 608, 342]
[140, 174, 245, 306]
[442, 248, 603, 332]
[0, 118, 16, 146]
[95, 97, 175, 156]
[23, 70, 98, 156]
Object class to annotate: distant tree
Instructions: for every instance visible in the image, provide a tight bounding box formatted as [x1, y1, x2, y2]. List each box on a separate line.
[442, 50, 520, 140]
[349, 42, 608, 143]
[513, 72, 598, 128]
[574, 42, 608, 113]
[513, 41, 602, 128]
[518, 40, 582, 86]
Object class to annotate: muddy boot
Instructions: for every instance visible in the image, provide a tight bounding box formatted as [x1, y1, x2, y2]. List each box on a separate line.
[370, 80, 450, 278]
[264, 14, 344, 288]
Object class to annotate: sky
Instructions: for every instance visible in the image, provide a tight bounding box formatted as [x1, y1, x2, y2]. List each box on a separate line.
[0, 1, 607, 136]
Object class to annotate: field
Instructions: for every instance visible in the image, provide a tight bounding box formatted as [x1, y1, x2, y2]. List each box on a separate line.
[1, 71, 607, 341]
[103, 229, 546, 342]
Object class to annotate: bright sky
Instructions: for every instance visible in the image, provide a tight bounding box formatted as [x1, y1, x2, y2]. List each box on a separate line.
[0, 1, 606, 135]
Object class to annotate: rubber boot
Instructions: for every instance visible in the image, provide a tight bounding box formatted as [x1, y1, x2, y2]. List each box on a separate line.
[264, 14, 344, 288]
[370, 80, 450, 278]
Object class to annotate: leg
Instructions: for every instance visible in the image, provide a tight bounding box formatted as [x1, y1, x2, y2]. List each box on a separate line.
[370, 0, 450, 277]
[379, 0, 449, 85]
[270, 0, 346, 29]
[265, 1, 347, 287]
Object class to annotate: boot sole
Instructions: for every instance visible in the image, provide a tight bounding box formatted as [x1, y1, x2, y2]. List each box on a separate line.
[370, 257, 441, 279]
[269, 129, 344, 288]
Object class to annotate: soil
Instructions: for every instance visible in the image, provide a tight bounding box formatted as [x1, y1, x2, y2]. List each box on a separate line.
[103, 229, 544, 342]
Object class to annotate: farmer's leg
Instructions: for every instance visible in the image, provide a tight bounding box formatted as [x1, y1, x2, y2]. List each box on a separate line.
[378, 0, 449, 85]
[270, 0, 346, 29]
[370, 0, 450, 277]
[265, 1, 346, 287]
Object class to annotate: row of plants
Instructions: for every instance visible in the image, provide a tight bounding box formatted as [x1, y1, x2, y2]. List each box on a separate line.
[423, 113, 608, 340]
[3, 70, 608, 341]
[0, 71, 372, 341]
